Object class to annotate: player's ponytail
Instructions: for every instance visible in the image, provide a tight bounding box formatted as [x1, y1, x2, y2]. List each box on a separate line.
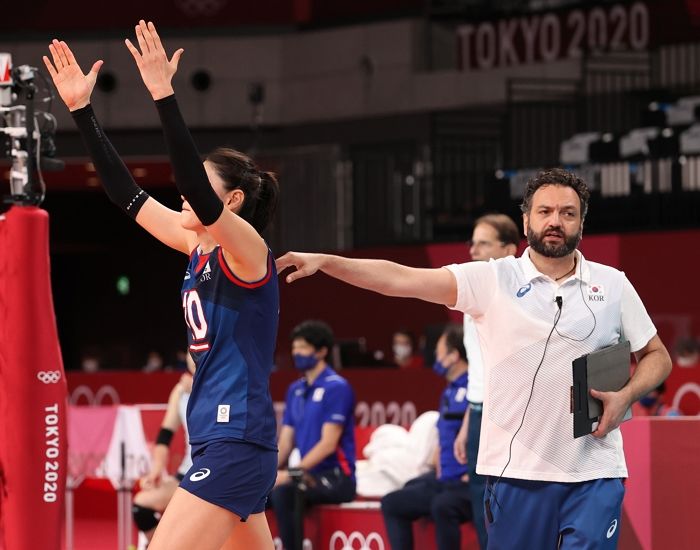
[205, 148, 278, 235]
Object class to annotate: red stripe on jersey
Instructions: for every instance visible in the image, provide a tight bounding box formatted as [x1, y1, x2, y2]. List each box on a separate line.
[218, 248, 272, 289]
[195, 252, 212, 274]
[336, 446, 351, 477]
[189, 343, 210, 352]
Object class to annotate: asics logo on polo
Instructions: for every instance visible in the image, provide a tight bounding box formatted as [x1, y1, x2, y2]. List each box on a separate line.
[516, 283, 532, 298]
[37, 371, 62, 384]
[190, 468, 211, 482]
[606, 519, 618, 539]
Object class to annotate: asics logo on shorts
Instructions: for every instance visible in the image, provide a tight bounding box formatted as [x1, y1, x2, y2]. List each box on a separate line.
[606, 519, 618, 539]
[190, 468, 211, 482]
[37, 371, 62, 384]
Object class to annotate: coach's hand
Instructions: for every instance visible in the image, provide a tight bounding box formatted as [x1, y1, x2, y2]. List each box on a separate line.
[276, 252, 326, 283]
[590, 387, 632, 438]
[43, 40, 103, 112]
[125, 20, 183, 101]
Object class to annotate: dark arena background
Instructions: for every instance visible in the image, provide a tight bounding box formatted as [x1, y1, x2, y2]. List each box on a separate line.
[1, 1, 699, 549]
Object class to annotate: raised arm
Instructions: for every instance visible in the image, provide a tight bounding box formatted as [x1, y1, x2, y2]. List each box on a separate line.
[43, 40, 193, 254]
[125, 20, 268, 278]
[276, 252, 458, 307]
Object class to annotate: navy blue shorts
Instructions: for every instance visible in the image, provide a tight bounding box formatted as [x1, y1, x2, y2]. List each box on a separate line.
[179, 440, 277, 521]
[485, 477, 625, 549]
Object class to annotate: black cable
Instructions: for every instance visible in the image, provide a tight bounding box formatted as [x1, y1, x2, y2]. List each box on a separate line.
[555, 276, 596, 342]
[486, 301, 563, 519]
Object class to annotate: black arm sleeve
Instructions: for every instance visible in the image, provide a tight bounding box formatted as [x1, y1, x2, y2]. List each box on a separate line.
[154, 94, 223, 226]
[71, 105, 149, 219]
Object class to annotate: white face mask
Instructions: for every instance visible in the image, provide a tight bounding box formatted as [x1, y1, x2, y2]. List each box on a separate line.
[393, 343, 412, 360]
[677, 355, 699, 368]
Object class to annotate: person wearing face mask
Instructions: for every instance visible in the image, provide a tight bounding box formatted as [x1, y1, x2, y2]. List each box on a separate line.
[392, 330, 424, 369]
[381, 324, 472, 550]
[270, 320, 356, 550]
[632, 383, 681, 417]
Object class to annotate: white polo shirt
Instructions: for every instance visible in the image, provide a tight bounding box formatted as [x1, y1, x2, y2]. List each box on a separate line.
[463, 315, 484, 403]
[445, 248, 656, 483]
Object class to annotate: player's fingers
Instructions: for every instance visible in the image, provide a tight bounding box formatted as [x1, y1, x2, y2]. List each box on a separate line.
[275, 253, 296, 272]
[140, 20, 156, 52]
[286, 268, 311, 284]
[55, 39, 70, 68]
[42, 56, 57, 79]
[135, 24, 149, 55]
[147, 21, 164, 52]
[124, 39, 142, 66]
[60, 41, 77, 65]
[49, 41, 63, 70]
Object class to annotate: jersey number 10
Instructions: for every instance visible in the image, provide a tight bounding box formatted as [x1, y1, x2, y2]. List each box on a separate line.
[183, 290, 210, 351]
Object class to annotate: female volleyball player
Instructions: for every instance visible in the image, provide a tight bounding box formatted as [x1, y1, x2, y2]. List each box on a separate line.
[44, 20, 279, 549]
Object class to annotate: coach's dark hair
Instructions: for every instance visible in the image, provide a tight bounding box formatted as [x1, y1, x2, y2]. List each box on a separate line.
[520, 168, 590, 220]
[291, 320, 335, 353]
[475, 213, 520, 247]
[442, 324, 467, 362]
[205, 147, 279, 234]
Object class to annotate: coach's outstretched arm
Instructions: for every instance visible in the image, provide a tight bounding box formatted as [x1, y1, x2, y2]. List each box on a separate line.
[276, 252, 458, 307]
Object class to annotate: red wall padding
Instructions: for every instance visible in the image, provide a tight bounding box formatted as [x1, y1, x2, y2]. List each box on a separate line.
[0, 207, 67, 550]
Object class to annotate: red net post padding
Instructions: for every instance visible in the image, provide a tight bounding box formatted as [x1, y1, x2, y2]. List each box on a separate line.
[0, 207, 67, 550]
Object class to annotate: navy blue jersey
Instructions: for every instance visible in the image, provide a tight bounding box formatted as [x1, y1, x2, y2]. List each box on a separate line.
[182, 245, 278, 450]
[282, 366, 356, 478]
[437, 372, 469, 481]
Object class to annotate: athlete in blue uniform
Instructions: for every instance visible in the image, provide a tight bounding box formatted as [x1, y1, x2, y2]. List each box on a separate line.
[271, 320, 356, 550]
[381, 324, 472, 550]
[45, 21, 280, 550]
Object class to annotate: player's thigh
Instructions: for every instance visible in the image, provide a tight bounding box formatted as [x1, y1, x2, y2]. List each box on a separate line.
[220, 512, 274, 550]
[149, 487, 238, 550]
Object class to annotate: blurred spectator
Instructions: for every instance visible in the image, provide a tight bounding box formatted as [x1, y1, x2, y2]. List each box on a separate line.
[133, 356, 195, 547]
[80, 349, 101, 373]
[381, 324, 471, 550]
[392, 329, 424, 369]
[172, 349, 189, 371]
[675, 337, 699, 368]
[271, 320, 356, 550]
[634, 383, 681, 417]
[142, 351, 165, 373]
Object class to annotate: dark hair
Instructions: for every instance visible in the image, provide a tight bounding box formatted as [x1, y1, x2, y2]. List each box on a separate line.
[205, 147, 279, 234]
[442, 324, 467, 361]
[520, 168, 590, 220]
[475, 213, 520, 247]
[291, 320, 335, 352]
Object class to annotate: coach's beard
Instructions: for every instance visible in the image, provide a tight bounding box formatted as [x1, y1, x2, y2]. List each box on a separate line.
[528, 225, 581, 258]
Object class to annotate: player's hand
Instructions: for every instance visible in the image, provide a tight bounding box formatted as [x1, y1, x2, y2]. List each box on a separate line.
[43, 40, 103, 112]
[274, 469, 290, 487]
[453, 423, 468, 465]
[590, 387, 631, 438]
[275, 252, 325, 283]
[140, 468, 162, 490]
[125, 20, 183, 100]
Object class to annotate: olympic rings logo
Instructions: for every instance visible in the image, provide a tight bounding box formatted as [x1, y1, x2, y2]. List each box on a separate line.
[37, 371, 62, 384]
[329, 531, 385, 550]
[671, 382, 700, 415]
[70, 385, 120, 406]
